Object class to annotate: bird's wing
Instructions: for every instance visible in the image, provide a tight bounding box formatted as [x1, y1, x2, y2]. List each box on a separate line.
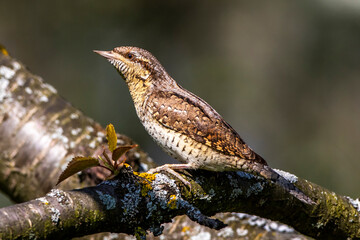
[147, 88, 267, 165]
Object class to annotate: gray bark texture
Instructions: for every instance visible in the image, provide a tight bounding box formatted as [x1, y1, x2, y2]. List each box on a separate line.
[0, 47, 359, 240]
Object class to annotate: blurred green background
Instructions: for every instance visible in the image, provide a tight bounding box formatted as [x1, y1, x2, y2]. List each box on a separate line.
[1, 0, 360, 207]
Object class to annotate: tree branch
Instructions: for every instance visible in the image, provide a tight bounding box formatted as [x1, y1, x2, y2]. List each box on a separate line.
[0, 164, 359, 239]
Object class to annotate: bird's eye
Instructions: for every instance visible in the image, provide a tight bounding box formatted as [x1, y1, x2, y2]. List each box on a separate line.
[127, 53, 134, 59]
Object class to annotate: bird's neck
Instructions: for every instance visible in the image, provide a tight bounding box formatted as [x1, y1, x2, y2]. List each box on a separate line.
[126, 77, 150, 114]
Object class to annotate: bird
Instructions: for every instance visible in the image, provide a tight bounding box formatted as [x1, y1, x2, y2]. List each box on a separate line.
[94, 46, 314, 204]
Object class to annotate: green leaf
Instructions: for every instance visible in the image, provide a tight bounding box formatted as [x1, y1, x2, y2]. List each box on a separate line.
[56, 156, 100, 185]
[112, 144, 138, 161]
[106, 124, 117, 152]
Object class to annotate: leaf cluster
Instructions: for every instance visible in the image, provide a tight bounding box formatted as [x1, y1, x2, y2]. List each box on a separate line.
[56, 124, 137, 185]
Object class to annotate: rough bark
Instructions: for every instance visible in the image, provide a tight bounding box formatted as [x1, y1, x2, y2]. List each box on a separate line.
[0, 47, 359, 239]
[0, 164, 359, 239]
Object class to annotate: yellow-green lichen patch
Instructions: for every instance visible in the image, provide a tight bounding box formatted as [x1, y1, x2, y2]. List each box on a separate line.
[141, 183, 152, 197]
[181, 226, 191, 233]
[167, 194, 178, 209]
[134, 226, 146, 240]
[134, 172, 156, 197]
[134, 172, 157, 182]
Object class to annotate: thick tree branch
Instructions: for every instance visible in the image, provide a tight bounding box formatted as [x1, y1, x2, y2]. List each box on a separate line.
[0, 165, 225, 240]
[0, 164, 359, 239]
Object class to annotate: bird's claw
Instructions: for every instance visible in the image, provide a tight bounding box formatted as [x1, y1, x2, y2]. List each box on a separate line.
[148, 164, 192, 190]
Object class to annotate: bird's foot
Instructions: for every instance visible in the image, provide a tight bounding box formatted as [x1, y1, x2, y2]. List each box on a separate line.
[148, 164, 193, 189]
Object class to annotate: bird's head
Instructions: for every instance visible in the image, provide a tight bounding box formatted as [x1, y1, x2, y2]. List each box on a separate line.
[94, 46, 166, 84]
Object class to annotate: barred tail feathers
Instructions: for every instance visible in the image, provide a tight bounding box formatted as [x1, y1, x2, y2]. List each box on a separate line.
[240, 161, 315, 205]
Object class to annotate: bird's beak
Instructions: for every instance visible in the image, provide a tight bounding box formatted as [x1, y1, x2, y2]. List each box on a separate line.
[93, 50, 116, 59]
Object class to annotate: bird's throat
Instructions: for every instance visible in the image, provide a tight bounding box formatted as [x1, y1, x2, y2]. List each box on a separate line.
[126, 77, 151, 117]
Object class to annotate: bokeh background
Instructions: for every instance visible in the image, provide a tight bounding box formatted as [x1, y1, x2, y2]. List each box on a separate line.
[1, 0, 360, 206]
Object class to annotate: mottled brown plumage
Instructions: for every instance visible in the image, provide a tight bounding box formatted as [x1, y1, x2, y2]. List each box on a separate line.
[94, 46, 314, 204]
[147, 90, 266, 164]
